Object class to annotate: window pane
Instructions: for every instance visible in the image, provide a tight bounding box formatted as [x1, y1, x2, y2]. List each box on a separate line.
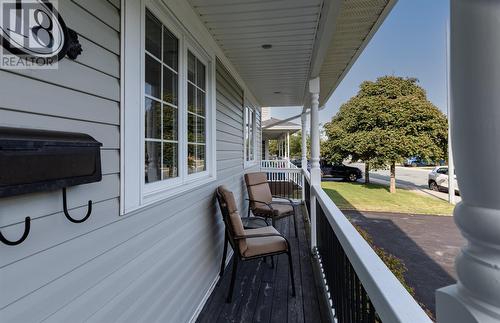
[196, 59, 206, 89]
[145, 98, 161, 139]
[188, 52, 196, 83]
[197, 145, 206, 172]
[145, 55, 161, 99]
[145, 141, 161, 183]
[163, 27, 178, 71]
[188, 83, 196, 113]
[196, 117, 205, 143]
[196, 89, 205, 116]
[188, 144, 196, 174]
[162, 142, 178, 179]
[163, 105, 178, 141]
[145, 11, 161, 59]
[188, 144, 206, 174]
[188, 113, 196, 143]
[163, 67, 178, 105]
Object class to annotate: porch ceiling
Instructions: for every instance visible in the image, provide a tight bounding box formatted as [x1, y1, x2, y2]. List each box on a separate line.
[188, 0, 395, 107]
[319, 0, 393, 105]
[188, 0, 321, 106]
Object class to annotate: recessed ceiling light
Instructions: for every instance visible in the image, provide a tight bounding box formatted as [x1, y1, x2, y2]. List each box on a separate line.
[262, 44, 272, 49]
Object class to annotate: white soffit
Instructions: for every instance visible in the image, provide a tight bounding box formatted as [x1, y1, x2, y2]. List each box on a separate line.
[319, 0, 395, 105]
[188, 0, 323, 107]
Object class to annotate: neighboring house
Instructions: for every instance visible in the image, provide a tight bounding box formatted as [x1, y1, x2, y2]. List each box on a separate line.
[261, 111, 301, 160]
[0, 0, 495, 323]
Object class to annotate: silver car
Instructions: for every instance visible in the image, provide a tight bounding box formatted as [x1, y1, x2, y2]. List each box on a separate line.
[428, 166, 460, 194]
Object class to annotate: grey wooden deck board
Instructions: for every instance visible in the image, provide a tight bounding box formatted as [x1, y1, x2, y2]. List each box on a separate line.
[197, 207, 329, 323]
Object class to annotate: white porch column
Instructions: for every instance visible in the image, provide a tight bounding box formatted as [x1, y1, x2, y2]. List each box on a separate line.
[309, 77, 320, 250]
[264, 140, 270, 160]
[286, 131, 290, 160]
[301, 113, 308, 202]
[301, 113, 308, 170]
[436, 1, 500, 322]
[309, 77, 321, 185]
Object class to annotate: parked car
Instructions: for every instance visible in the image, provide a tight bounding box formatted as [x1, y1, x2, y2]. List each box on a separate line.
[290, 159, 302, 168]
[404, 156, 434, 167]
[309, 160, 362, 182]
[428, 166, 460, 194]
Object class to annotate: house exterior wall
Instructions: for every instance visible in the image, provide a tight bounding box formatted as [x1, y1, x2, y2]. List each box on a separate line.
[0, 0, 261, 322]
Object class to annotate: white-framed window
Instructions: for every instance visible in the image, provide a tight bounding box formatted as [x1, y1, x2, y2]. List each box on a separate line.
[122, 0, 216, 213]
[244, 105, 257, 165]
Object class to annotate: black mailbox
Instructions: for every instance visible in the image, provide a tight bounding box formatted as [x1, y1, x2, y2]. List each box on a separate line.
[0, 127, 102, 198]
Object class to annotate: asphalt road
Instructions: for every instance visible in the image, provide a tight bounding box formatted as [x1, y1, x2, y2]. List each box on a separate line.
[350, 163, 462, 203]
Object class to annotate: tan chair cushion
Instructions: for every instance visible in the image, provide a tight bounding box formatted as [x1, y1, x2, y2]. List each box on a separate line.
[245, 172, 268, 186]
[243, 226, 288, 257]
[218, 186, 248, 253]
[253, 202, 294, 218]
[218, 185, 238, 214]
[245, 173, 273, 208]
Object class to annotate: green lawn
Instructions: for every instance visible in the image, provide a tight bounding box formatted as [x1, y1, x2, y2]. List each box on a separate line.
[321, 181, 454, 215]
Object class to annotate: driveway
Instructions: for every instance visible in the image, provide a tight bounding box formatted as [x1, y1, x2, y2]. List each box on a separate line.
[345, 210, 465, 318]
[350, 163, 462, 203]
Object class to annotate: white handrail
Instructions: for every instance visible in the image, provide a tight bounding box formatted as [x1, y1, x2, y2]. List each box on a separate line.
[261, 159, 298, 169]
[312, 185, 432, 323]
[303, 169, 311, 184]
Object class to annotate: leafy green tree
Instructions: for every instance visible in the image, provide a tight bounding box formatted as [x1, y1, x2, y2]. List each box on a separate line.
[323, 76, 448, 193]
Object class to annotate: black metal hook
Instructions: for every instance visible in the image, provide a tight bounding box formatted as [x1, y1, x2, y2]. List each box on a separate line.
[62, 188, 92, 223]
[0, 217, 30, 246]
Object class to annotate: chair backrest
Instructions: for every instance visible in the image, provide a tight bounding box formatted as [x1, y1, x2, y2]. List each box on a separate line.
[244, 172, 273, 210]
[216, 186, 248, 254]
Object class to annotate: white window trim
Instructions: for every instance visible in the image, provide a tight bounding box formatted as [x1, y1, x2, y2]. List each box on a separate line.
[244, 100, 258, 168]
[121, 0, 216, 214]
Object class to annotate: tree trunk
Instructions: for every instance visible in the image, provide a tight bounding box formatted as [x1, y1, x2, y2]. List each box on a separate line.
[365, 162, 370, 184]
[390, 161, 396, 193]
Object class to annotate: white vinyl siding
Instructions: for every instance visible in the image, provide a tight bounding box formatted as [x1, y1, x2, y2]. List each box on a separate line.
[0, 1, 262, 322]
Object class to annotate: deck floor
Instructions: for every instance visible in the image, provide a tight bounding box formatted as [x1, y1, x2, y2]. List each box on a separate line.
[197, 207, 330, 323]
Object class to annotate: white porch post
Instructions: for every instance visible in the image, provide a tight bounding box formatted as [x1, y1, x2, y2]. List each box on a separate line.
[436, 1, 500, 322]
[286, 131, 290, 160]
[264, 140, 270, 160]
[301, 113, 308, 202]
[309, 77, 320, 250]
[301, 113, 308, 170]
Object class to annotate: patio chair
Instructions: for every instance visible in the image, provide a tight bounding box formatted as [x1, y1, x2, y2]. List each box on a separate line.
[216, 185, 296, 303]
[244, 172, 298, 237]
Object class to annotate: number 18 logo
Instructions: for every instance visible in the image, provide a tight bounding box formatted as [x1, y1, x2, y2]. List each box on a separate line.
[0, 0, 69, 68]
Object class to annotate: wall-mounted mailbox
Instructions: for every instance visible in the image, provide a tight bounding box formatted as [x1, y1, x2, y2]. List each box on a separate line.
[0, 127, 103, 246]
[0, 127, 102, 198]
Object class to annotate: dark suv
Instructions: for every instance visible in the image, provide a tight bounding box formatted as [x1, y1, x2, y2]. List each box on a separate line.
[309, 160, 362, 182]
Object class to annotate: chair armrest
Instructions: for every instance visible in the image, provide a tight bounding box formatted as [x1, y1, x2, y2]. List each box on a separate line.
[245, 198, 274, 210]
[272, 195, 293, 203]
[234, 233, 284, 240]
[271, 196, 300, 206]
[243, 217, 270, 227]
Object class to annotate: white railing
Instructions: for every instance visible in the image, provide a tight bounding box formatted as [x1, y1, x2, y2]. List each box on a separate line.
[310, 175, 432, 323]
[260, 161, 303, 201]
[261, 159, 298, 169]
[262, 166, 432, 322]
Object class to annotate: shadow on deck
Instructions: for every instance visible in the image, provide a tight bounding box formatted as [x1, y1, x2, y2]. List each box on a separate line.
[197, 207, 331, 323]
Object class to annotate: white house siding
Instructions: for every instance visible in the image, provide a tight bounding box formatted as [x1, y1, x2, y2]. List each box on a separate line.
[0, 2, 261, 323]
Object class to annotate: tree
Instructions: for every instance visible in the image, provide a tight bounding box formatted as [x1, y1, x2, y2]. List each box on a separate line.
[322, 76, 448, 193]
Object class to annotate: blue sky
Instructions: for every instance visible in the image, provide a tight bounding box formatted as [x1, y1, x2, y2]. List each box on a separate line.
[270, 0, 450, 125]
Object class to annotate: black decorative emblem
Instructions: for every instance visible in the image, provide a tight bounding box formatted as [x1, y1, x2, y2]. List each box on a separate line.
[0, 0, 82, 62]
